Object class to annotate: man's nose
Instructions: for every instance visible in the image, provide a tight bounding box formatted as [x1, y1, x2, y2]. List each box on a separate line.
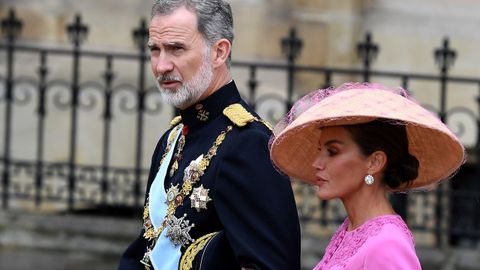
[153, 55, 174, 76]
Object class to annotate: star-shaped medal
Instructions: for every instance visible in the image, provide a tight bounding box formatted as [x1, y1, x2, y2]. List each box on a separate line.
[190, 184, 212, 212]
[165, 213, 195, 247]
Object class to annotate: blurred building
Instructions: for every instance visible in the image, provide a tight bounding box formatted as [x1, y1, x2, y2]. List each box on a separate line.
[0, 1, 479, 269]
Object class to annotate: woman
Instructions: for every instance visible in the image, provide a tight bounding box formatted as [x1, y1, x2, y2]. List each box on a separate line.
[269, 83, 465, 269]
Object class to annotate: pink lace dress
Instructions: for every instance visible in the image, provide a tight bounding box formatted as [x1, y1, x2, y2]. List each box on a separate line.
[313, 214, 421, 270]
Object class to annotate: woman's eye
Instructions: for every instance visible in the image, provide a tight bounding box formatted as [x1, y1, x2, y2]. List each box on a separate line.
[327, 149, 338, 156]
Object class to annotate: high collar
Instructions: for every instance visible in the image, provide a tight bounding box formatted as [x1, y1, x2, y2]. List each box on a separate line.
[179, 80, 241, 130]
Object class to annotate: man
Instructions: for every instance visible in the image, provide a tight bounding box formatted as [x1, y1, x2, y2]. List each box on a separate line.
[118, 1, 301, 269]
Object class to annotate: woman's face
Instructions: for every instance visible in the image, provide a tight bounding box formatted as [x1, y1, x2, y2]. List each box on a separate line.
[311, 126, 370, 200]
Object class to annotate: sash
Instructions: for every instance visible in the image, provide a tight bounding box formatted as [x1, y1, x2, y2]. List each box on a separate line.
[149, 125, 182, 270]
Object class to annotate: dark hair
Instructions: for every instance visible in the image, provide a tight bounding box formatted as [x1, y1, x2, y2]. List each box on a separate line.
[151, 0, 234, 67]
[345, 119, 419, 189]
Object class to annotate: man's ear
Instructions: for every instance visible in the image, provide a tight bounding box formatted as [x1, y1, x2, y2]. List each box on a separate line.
[367, 151, 387, 175]
[211, 38, 231, 68]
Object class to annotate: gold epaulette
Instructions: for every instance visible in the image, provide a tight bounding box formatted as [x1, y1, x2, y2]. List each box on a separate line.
[223, 103, 272, 130]
[223, 104, 255, 127]
[169, 116, 182, 127]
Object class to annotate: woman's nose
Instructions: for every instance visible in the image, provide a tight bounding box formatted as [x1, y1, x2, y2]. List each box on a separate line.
[312, 156, 325, 171]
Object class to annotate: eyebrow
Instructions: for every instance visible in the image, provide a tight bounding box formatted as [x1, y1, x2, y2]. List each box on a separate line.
[147, 40, 156, 49]
[324, 139, 344, 146]
[147, 40, 186, 49]
[164, 41, 185, 47]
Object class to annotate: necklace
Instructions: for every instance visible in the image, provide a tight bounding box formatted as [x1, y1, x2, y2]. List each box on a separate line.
[158, 124, 183, 169]
[169, 125, 188, 177]
[140, 125, 233, 269]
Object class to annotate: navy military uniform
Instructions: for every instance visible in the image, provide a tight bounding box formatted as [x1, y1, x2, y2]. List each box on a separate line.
[118, 81, 301, 270]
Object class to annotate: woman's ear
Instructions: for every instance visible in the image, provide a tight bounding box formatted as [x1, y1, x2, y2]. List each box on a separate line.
[211, 38, 231, 68]
[367, 151, 387, 175]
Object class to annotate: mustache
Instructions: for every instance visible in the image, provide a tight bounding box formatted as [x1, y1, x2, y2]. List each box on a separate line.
[156, 74, 182, 83]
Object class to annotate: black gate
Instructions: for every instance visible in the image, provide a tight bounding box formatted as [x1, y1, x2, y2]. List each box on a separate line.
[1, 9, 479, 248]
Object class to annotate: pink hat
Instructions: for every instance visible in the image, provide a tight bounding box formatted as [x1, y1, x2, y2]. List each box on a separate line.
[270, 83, 465, 191]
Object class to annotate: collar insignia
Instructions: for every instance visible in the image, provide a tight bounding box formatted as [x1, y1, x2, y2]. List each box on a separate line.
[196, 109, 210, 121]
[195, 103, 209, 121]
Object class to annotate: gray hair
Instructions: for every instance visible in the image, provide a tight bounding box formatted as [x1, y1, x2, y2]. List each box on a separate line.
[151, 0, 234, 67]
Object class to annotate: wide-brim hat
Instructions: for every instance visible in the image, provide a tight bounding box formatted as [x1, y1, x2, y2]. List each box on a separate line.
[270, 83, 465, 191]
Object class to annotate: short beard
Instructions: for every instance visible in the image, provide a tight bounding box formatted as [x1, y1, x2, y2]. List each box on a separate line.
[156, 47, 213, 109]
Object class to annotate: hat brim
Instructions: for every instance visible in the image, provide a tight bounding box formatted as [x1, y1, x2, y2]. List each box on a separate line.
[270, 89, 465, 191]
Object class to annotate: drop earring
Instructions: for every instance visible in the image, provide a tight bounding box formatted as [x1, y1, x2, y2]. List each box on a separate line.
[364, 174, 374, 185]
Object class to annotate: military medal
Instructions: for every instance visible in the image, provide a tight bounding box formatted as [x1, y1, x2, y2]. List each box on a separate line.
[166, 184, 180, 204]
[190, 185, 212, 212]
[141, 125, 233, 268]
[165, 213, 195, 247]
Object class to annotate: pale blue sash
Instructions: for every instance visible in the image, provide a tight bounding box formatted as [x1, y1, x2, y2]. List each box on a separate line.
[149, 125, 182, 270]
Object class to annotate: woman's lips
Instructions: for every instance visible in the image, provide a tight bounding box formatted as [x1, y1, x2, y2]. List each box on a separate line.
[315, 177, 328, 186]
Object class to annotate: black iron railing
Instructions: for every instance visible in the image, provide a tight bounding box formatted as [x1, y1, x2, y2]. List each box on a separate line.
[1, 9, 479, 248]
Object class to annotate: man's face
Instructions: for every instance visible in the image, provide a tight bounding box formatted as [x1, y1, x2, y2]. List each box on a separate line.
[148, 6, 213, 109]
